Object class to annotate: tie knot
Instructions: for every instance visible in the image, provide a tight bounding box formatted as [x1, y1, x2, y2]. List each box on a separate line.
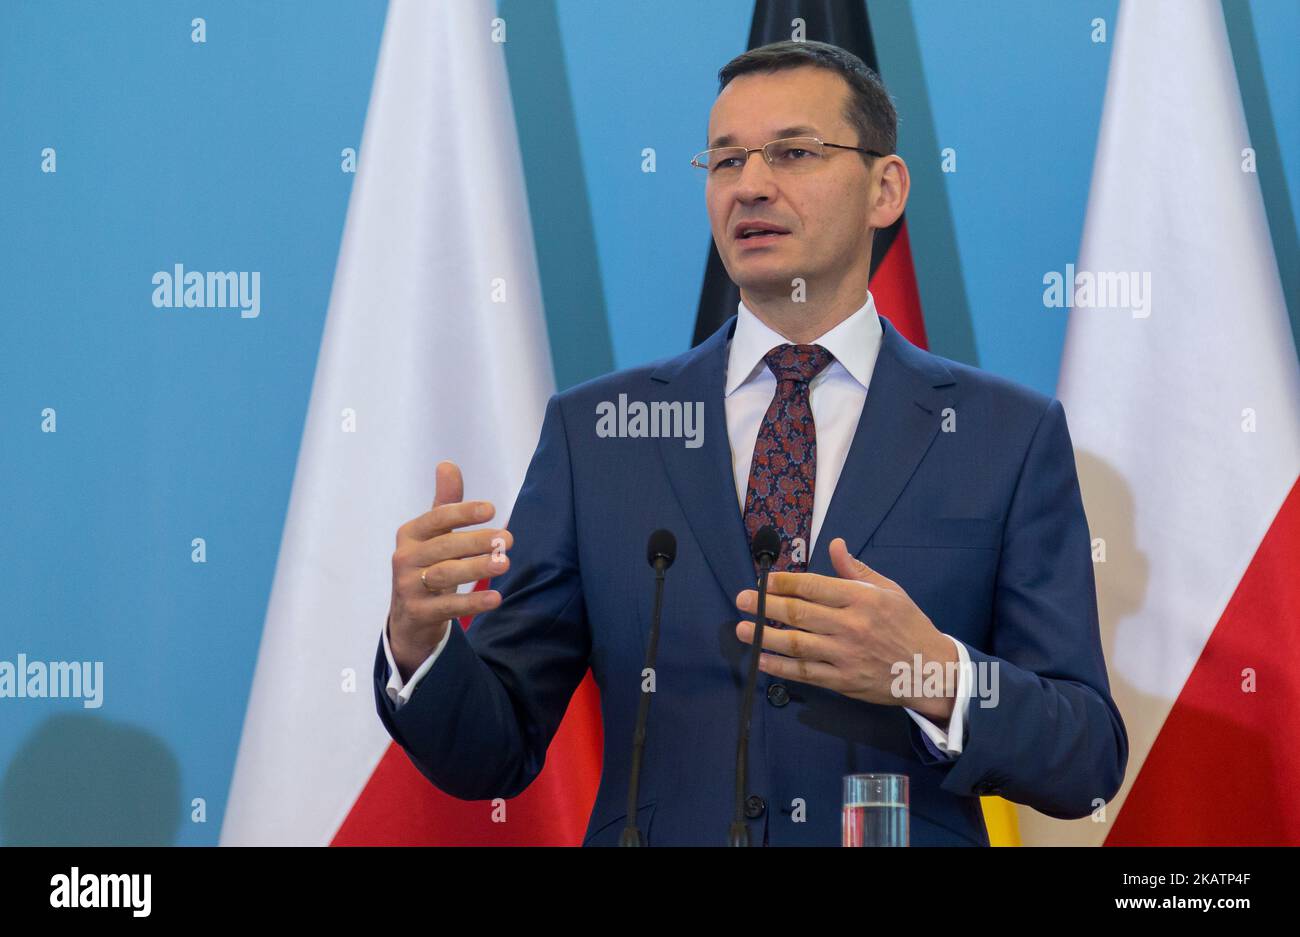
[764, 344, 833, 384]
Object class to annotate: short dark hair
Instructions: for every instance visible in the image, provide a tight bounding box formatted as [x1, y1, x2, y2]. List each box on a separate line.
[717, 40, 897, 167]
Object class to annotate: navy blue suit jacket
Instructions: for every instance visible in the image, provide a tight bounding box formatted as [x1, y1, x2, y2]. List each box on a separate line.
[374, 314, 1128, 845]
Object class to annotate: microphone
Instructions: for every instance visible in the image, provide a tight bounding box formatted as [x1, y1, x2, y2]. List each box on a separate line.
[620, 528, 677, 846]
[729, 525, 781, 846]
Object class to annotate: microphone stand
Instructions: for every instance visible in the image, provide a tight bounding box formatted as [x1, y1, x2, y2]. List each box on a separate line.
[729, 535, 777, 847]
[620, 532, 673, 846]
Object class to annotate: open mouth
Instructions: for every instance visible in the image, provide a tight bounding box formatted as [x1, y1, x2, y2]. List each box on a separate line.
[735, 229, 791, 248]
[733, 222, 791, 243]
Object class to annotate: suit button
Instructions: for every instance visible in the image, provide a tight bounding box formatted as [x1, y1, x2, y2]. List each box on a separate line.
[766, 683, 789, 707]
[744, 795, 766, 819]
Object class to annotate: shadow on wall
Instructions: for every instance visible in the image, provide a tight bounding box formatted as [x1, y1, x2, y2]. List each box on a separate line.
[0, 713, 182, 845]
[1016, 450, 1157, 844]
[1018, 450, 1284, 844]
[1074, 451, 1285, 845]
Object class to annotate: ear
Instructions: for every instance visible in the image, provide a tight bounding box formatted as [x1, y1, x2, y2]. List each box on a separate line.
[867, 154, 909, 230]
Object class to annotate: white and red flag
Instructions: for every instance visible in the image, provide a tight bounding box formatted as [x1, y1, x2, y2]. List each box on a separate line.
[1026, 0, 1300, 845]
[221, 0, 601, 846]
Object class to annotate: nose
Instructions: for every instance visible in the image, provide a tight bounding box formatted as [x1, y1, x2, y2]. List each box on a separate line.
[731, 150, 778, 203]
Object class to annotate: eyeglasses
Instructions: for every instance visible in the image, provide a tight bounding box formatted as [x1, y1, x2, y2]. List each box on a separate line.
[690, 136, 885, 176]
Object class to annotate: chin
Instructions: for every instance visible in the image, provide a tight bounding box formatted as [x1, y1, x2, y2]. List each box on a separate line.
[728, 264, 795, 294]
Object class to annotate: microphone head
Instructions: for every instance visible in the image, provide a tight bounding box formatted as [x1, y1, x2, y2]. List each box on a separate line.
[751, 526, 782, 565]
[646, 529, 677, 569]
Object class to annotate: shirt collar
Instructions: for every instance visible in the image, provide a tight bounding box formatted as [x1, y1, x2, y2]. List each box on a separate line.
[724, 292, 883, 396]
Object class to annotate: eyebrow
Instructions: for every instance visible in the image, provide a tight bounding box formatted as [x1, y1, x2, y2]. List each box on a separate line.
[707, 125, 821, 148]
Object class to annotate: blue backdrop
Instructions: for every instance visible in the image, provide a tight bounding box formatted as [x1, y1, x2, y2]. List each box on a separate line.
[2, 0, 1296, 844]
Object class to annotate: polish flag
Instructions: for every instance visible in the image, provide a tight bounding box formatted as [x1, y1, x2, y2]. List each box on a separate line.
[1022, 0, 1300, 845]
[221, 0, 601, 846]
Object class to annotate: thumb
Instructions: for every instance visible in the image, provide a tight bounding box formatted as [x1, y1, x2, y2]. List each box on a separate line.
[432, 460, 464, 510]
[829, 537, 892, 588]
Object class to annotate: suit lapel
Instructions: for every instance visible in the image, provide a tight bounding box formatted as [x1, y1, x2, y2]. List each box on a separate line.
[653, 316, 755, 600]
[653, 313, 957, 593]
[808, 315, 957, 577]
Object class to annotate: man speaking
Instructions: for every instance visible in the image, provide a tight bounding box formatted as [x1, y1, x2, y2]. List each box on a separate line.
[374, 40, 1127, 846]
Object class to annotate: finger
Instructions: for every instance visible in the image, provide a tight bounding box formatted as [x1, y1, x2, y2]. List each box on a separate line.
[735, 619, 833, 662]
[407, 528, 513, 567]
[756, 651, 841, 690]
[412, 587, 502, 624]
[404, 500, 496, 541]
[734, 591, 842, 635]
[433, 460, 464, 510]
[412, 553, 510, 594]
[763, 570, 858, 608]
[828, 537, 895, 589]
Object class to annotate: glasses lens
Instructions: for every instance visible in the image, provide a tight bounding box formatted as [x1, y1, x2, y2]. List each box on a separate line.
[697, 147, 745, 172]
[696, 138, 825, 174]
[766, 137, 824, 169]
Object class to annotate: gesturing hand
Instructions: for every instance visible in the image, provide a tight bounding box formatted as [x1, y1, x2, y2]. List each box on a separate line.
[388, 461, 512, 679]
[734, 537, 959, 726]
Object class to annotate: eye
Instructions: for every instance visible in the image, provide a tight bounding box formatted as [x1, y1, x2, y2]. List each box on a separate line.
[784, 148, 813, 159]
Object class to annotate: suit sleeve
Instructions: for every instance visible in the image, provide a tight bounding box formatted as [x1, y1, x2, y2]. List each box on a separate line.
[372, 393, 591, 800]
[908, 397, 1129, 819]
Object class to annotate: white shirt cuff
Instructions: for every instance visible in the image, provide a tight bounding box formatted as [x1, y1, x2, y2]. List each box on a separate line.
[904, 634, 972, 759]
[383, 617, 452, 710]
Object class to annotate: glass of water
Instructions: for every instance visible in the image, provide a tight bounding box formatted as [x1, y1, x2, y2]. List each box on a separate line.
[842, 774, 909, 846]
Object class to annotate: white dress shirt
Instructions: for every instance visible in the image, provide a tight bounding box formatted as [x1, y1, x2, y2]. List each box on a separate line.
[383, 292, 973, 760]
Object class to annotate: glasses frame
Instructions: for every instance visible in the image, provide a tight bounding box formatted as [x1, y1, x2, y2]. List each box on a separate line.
[690, 135, 886, 173]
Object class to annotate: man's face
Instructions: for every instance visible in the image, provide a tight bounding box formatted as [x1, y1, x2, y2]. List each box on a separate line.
[704, 67, 877, 298]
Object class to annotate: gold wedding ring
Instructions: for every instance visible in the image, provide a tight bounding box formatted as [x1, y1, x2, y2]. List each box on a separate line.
[420, 567, 437, 593]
